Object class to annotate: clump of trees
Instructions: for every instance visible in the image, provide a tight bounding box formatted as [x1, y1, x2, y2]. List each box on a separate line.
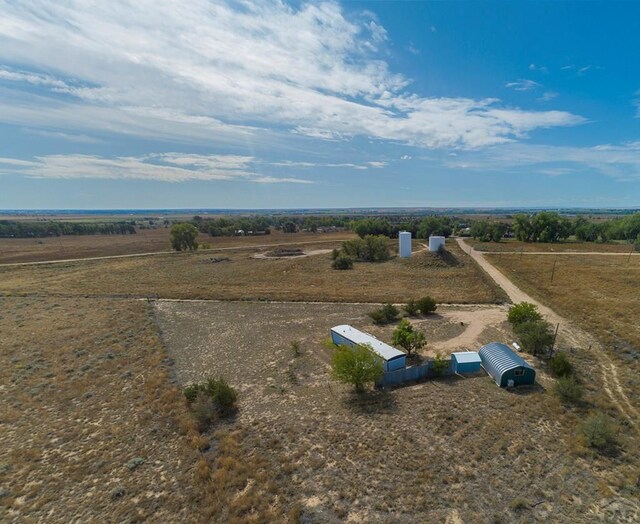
[332, 254, 354, 270]
[508, 302, 554, 357]
[340, 235, 391, 262]
[513, 212, 574, 243]
[470, 221, 508, 242]
[368, 303, 400, 325]
[392, 319, 426, 357]
[402, 296, 437, 316]
[170, 223, 199, 251]
[331, 344, 383, 391]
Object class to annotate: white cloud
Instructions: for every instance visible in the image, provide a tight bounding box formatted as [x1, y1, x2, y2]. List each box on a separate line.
[0, 1, 585, 151]
[539, 92, 559, 102]
[528, 64, 548, 73]
[400, 155, 412, 160]
[444, 141, 640, 180]
[505, 79, 541, 91]
[0, 153, 312, 184]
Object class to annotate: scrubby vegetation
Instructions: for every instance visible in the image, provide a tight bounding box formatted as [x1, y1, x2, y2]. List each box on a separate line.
[368, 303, 400, 325]
[340, 235, 391, 262]
[555, 375, 583, 404]
[184, 377, 238, 429]
[403, 299, 420, 316]
[170, 222, 199, 251]
[331, 344, 384, 391]
[507, 302, 542, 325]
[332, 254, 354, 270]
[514, 320, 555, 357]
[549, 352, 573, 377]
[581, 413, 617, 451]
[431, 353, 449, 377]
[416, 296, 438, 315]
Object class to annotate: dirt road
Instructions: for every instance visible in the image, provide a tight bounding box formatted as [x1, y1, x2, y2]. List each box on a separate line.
[457, 237, 640, 426]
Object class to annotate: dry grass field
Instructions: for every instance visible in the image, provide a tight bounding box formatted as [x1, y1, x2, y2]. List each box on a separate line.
[0, 296, 200, 522]
[154, 300, 639, 523]
[488, 253, 640, 406]
[0, 241, 506, 304]
[0, 229, 356, 264]
[466, 238, 635, 253]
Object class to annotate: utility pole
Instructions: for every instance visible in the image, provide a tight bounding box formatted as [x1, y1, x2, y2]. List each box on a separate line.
[550, 322, 560, 357]
[550, 260, 557, 283]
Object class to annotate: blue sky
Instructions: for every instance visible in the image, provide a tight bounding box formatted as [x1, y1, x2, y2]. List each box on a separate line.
[1, 0, 639, 209]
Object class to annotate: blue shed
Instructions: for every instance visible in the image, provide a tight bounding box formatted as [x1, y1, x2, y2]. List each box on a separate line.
[451, 352, 482, 374]
[331, 325, 406, 372]
[479, 342, 536, 387]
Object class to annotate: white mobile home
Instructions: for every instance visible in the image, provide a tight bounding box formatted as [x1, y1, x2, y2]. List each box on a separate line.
[330, 325, 406, 372]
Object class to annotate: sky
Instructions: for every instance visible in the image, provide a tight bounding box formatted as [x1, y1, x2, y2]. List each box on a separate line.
[1, 0, 639, 210]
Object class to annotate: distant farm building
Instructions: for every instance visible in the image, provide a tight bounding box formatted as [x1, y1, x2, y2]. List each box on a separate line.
[451, 351, 482, 374]
[479, 342, 536, 387]
[399, 231, 412, 258]
[331, 325, 406, 372]
[428, 235, 445, 252]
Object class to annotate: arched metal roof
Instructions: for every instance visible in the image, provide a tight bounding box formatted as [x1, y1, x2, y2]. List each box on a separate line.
[479, 342, 533, 379]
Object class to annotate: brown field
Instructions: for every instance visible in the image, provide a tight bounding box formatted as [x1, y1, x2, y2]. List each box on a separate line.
[0, 296, 200, 522]
[487, 253, 640, 406]
[154, 300, 639, 523]
[0, 229, 356, 264]
[0, 241, 506, 304]
[466, 238, 635, 253]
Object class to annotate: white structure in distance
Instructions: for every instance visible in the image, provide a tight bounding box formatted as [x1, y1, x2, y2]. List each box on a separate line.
[399, 231, 412, 258]
[428, 235, 445, 252]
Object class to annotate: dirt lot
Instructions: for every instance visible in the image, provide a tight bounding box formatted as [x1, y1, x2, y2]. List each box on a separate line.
[0, 241, 506, 304]
[0, 229, 356, 264]
[487, 253, 640, 407]
[155, 300, 639, 523]
[466, 238, 635, 253]
[0, 296, 200, 523]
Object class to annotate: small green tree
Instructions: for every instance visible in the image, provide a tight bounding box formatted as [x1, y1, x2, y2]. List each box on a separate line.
[514, 320, 555, 356]
[392, 319, 426, 357]
[508, 302, 542, 326]
[368, 303, 400, 325]
[554, 375, 583, 404]
[331, 344, 383, 392]
[431, 353, 449, 377]
[332, 254, 354, 270]
[403, 300, 420, 316]
[549, 352, 573, 377]
[170, 223, 199, 251]
[581, 413, 616, 451]
[416, 296, 437, 315]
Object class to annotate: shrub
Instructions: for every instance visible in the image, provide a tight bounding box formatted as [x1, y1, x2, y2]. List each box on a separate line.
[392, 319, 426, 356]
[170, 222, 199, 251]
[549, 352, 573, 377]
[331, 344, 383, 391]
[416, 296, 437, 315]
[290, 340, 302, 357]
[332, 254, 354, 270]
[368, 303, 400, 325]
[514, 320, 555, 356]
[183, 377, 238, 419]
[191, 392, 218, 431]
[581, 413, 616, 451]
[432, 353, 449, 377]
[403, 300, 420, 316]
[508, 302, 542, 325]
[555, 375, 583, 404]
[331, 248, 340, 260]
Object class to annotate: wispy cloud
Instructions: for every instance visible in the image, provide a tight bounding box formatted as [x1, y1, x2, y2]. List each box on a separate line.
[539, 91, 559, 102]
[444, 141, 640, 180]
[505, 79, 541, 91]
[0, 154, 313, 184]
[528, 64, 548, 73]
[0, 1, 585, 150]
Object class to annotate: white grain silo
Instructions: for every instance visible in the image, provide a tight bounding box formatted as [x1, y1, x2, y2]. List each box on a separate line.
[399, 231, 412, 258]
[428, 235, 445, 252]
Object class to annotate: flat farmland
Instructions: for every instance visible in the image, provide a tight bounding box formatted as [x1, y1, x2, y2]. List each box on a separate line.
[466, 238, 635, 253]
[0, 241, 506, 304]
[0, 296, 199, 522]
[154, 299, 638, 523]
[0, 229, 356, 264]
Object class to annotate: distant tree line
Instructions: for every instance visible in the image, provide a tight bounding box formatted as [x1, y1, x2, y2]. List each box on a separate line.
[0, 220, 136, 238]
[350, 216, 456, 239]
[191, 214, 351, 237]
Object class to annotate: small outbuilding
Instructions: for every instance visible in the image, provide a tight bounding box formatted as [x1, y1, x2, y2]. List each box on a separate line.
[451, 351, 482, 374]
[331, 325, 406, 372]
[479, 342, 536, 387]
